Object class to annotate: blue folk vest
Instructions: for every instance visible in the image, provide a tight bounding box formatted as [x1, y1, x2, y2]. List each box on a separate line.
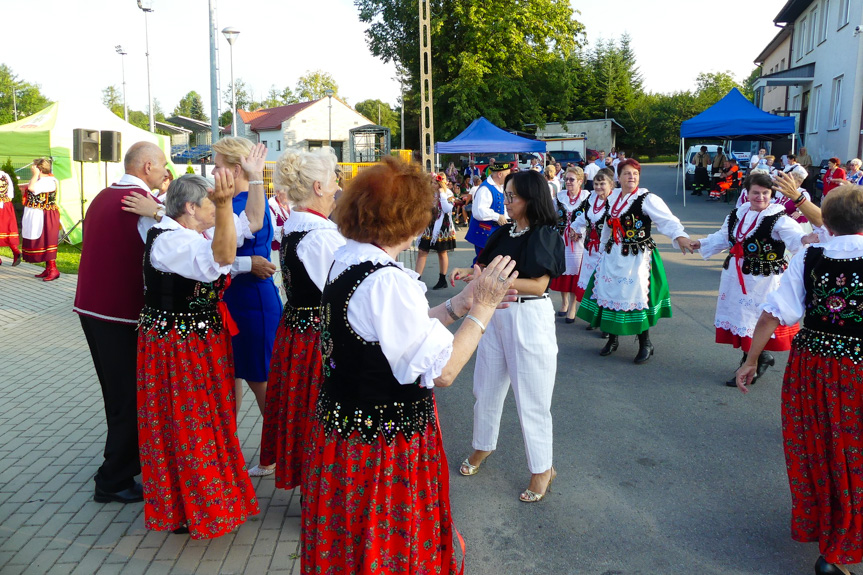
[465, 180, 505, 249]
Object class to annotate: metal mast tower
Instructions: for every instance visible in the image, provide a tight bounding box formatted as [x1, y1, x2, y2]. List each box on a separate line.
[419, 0, 434, 173]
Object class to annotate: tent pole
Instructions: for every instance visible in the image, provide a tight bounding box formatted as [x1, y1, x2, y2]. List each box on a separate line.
[675, 138, 680, 196]
[682, 138, 686, 207]
[791, 133, 796, 154]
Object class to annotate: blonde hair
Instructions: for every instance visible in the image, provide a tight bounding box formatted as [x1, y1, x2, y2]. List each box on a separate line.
[34, 158, 52, 174]
[544, 165, 556, 178]
[274, 147, 337, 206]
[211, 136, 253, 167]
[565, 166, 584, 181]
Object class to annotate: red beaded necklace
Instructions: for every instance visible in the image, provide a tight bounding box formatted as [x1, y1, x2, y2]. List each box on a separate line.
[734, 209, 760, 242]
[303, 208, 328, 220]
[609, 188, 637, 218]
[592, 194, 607, 214]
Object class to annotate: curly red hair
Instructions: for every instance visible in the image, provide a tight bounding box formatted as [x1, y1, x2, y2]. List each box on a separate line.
[334, 156, 435, 246]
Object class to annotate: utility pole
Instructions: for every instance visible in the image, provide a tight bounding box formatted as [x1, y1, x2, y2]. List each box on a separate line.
[418, 0, 434, 172]
[208, 0, 220, 144]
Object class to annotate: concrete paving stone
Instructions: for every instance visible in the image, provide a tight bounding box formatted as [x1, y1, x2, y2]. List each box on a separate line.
[0, 525, 40, 552]
[231, 522, 258, 547]
[243, 554, 273, 574]
[250, 528, 277, 557]
[193, 560, 223, 574]
[40, 512, 77, 539]
[291, 559, 302, 575]
[141, 560, 174, 575]
[46, 563, 79, 575]
[152, 534, 187, 561]
[139, 530, 168, 549]
[0, 510, 27, 532]
[96, 563, 125, 575]
[217, 544, 251, 575]
[126, 515, 147, 537]
[7, 536, 50, 566]
[82, 509, 121, 537]
[286, 495, 301, 517]
[95, 525, 127, 549]
[117, 557, 150, 575]
[24, 502, 63, 527]
[200, 534, 233, 563]
[103, 534, 144, 564]
[69, 501, 102, 524]
[48, 482, 87, 505]
[70, 548, 111, 575]
[56, 534, 97, 564]
[112, 504, 144, 525]
[129, 546, 158, 564]
[170, 543, 205, 574]
[21, 548, 63, 575]
[278, 518, 301, 542]
[0, 563, 26, 575]
[273, 540, 299, 567]
[261, 504, 286, 531]
[46, 521, 87, 550]
[38, 472, 81, 495]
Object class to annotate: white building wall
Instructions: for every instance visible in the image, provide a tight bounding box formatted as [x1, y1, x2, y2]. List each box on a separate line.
[787, 0, 863, 163]
[761, 35, 792, 113]
[537, 120, 619, 153]
[280, 100, 373, 162]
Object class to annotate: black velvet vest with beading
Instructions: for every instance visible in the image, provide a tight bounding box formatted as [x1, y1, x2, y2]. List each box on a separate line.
[138, 227, 226, 339]
[316, 260, 434, 445]
[723, 210, 788, 276]
[555, 197, 586, 236]
[605, 193, 656, 256]
[278, 230, 322, 332]
[795, 246, 863, 363]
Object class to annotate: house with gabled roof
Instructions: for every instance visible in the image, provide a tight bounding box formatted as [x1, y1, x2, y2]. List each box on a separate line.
[237, 98, 375, 162]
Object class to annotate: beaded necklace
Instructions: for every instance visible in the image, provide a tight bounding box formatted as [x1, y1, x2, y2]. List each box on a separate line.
[303, 208, 328, 220]
[734, 209, 761, 243]
[592, 194, 608, 215]
[609, 187, 638, 218]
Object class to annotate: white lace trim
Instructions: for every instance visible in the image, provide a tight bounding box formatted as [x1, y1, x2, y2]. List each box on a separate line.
[334, 240, 419, 279]
[714, 320, 754, 338]
[282, 211, 337, 234]
[592, 296, 648, 312]
[761, 303, 785, 322]
[817, 235, 863, 253]
[420, 343, 453, 389]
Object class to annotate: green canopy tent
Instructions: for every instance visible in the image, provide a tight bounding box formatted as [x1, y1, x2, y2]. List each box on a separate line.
[0, 100, 176, 243]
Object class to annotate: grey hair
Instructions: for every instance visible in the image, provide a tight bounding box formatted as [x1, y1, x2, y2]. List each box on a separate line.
[165, 174, 211, 218]
[851, 158, 862, 168]
[274, 147, 337, 207]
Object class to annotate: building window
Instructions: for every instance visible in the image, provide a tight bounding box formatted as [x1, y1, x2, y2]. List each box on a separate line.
[797, 18, 807, 60]
[780, 58, 786, 70]
[277, 140, 281, 151]
[829, 75, 843, 130]
[793, 94, 801, 112]
[809, 6, 819, 50]
[838, 0, 850, 27]
[820, 0, 830, 42]
[809, 85, 822, 133]
[262, 141, 268, 148]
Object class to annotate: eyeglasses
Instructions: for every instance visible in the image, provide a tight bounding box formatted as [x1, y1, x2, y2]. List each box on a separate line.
[564, 177, 578, 183]
[504, 192, 516, 202]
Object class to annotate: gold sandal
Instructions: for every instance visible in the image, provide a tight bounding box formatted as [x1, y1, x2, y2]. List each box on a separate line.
[519, 467, 556, 503]
[459, 455, 488, 476]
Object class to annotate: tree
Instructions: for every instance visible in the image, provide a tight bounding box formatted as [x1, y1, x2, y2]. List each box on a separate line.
[742, 66, 761, 101]
[173, 91, 209, 122]
[354, 0, 583, 143]
[263, 86, 282, 109]
[0, 64, 52, 125]
[695, 71, 744, 106]
[224, 78, 252, 111]
[151, 98, 166, 122]
[355, 99, 400, 148]
[220, 110, 233, 128]
[280, 86, 299, 105]
[296, 70, 339, 101]
[102, 85, 124, 117]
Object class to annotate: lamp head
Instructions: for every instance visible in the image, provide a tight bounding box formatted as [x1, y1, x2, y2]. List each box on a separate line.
[137, 0, 154, 12]
[222, 27, 240, 45]
[115, 45, 127, 55]
[325, 89, 334, 98]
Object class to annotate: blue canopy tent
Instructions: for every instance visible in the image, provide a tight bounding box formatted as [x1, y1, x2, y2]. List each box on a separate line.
[435, 117, 546, 154]
[677, 88, 796, 203]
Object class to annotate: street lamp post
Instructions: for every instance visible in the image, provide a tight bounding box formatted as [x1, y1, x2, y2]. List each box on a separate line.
[325, 89, 334, 149]
[137, 0, 155, 132]
[115, 45, 128, 122]
[222, 27, 240, 138]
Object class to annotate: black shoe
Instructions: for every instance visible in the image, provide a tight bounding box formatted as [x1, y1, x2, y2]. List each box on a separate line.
[585, 324, 593, 330]
[558, 311, 567, 317]
[565, 318, 575, 324]
[432, 273, 447, 290]
[94, 482, 144, 504]
[755, 351, 775, 379]
[726, 353, 749, 387]
[172, 526, 190, 535]
[599, 335, 619, 356]
[600, 331, 609, 339]
[11, 253, 21, 266]
[814, 555, 857, 575]
[634, 332, 654, 364]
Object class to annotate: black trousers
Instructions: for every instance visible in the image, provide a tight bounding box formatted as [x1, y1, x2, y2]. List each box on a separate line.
[79, 314, 141, 492]
[694, 167, 709, 191]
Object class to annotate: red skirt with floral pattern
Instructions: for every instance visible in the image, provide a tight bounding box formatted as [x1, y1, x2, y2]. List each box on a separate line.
[301, 413, 459, 575]
[137, 328, 259, 539]
[260, 323, 322, 488]
[782, 346, 863, 564]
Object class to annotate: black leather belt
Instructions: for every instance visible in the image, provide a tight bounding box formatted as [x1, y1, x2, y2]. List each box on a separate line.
[515, 293, 549, 303]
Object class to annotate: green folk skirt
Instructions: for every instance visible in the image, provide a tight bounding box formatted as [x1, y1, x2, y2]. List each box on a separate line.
[576, 248, 672, 336]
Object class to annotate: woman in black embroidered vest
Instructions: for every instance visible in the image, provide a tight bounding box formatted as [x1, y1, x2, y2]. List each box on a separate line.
[137, 173, 259, 538]
[549, 165, 589, 323]
[301, 157, 518, 574]
[258, 148, 344, 487]
[572, 167, 614, 320]
[737, 185, 863, 575]
[577, 159, 693, 363]
[451, 170, 565, 503]
[692, 173, 808, 386]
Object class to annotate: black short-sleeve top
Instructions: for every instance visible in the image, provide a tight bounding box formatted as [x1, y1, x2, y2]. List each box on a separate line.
[478, 224, 566, 289]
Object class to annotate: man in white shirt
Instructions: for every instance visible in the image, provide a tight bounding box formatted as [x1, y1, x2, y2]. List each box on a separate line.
[529, 157, 542, 171]
[583, 154, 601, 191]
[750, 148, 767, 170]
[464, 162, 511, 263]
[783, 154, 808, 179]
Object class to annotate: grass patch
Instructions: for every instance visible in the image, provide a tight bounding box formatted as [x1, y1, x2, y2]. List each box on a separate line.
[638, 155, 679, 163]
[0, 244, 81, 274]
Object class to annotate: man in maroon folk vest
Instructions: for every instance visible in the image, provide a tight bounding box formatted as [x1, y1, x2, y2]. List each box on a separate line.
[74, 142, 169, 503]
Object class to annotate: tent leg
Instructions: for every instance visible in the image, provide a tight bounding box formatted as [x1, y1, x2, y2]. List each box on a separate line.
[791, 133, 796, 154]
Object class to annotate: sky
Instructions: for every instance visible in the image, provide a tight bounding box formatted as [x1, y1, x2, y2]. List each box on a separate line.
[2, 0, 790, 120]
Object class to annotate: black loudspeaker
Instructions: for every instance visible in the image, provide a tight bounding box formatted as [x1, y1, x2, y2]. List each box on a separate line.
[100, 131, 122, 162]
[73, 129, 99, 162]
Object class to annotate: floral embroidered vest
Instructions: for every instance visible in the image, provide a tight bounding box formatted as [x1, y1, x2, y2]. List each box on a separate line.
[795, 247, 863, 363]
[317, 260, 435, 444]
[138, 227, 227, 339]
[583, 198, 609, 253]
[555, 197, 586, 236]
[723, 211, 788, 276]
[605, 193, 655, 256]
[278, 230, 322, 332]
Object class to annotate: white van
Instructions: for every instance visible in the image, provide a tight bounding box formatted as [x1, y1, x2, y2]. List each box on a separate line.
[684, 145, 727, 190]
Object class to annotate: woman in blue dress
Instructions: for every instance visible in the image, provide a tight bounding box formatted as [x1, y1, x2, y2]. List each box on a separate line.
[211, 137, 281, 476]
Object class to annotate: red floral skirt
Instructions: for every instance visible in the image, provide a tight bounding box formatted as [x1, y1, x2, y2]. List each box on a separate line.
[301, 413, 459, 575]
[0, 204, 19, 249]
[715, 323, 799, 352]
[782, 346, 863, 564]
[137, 328, 259, 539]
[549, 273, 579, 294]
[21, 208, 58, 262]
[260, 323, 322, 488]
